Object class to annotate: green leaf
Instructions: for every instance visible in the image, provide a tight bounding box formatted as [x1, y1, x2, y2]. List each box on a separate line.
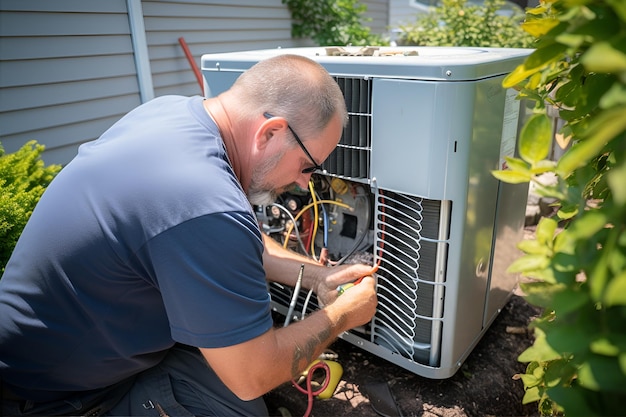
[530, 159, 557, 174]
[507, 253, 551, 274]
[604, 271, 626, 307]
[557, 204, 578, 219]
[502, 42, 567, 88]
[554, 229, 577, 255]
[590, 337, 620, 357]
[523, 281, 563, 307]
[519, 328, 562, 362]
[554, 80, 579, 106]
[522, 386, 542, 404]
[520, 372, 541, 388]
[552, 253, 581, 275]
[545, 359, 576, 387]
[557, 107, 626, 177]
[607, 0, 626, 22]
[546, 324, 594, 356]
[608, 245, 626, 279]
[525, 41, 568, 70]
[568, 210, 608, 240]
[554, 32, 586, 48]
[491, 169, 532, 184]
[518, 239, 551, 255]
[536, 217, 558, 246]
[578, 355, 626, 392]
[521, 17, 560, 37]
[581, 41, 626, 73]
[546, 385, 594, 417]
[523, 267, 557, 282]
[552, 288, 590, 315]
[600, 82, 626, 109]
[503, 156, 530, 171]
[519, 114, 553, 164]
[607, 159, 626, 206]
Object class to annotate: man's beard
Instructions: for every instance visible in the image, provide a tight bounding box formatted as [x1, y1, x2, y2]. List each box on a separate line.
[247, 188, 278, 207]
[247, 150, 290, 206]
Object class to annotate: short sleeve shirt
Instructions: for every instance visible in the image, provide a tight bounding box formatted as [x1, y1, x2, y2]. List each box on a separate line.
[0, 96, 273, 401]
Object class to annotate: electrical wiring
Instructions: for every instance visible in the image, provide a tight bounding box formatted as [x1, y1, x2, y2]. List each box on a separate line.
[321, 203, 329, 249]
[270, 203, 308, 254]
[304, 218, 315, 254]
[284, 267, 330, 417]
[309, 189, 329, 249]
[313, 189, 329, 249]
[284, 264, 304, 327]
[307, 181, 319, 261]
[300, 288, 315, 319]
[282, 200, 352, 250]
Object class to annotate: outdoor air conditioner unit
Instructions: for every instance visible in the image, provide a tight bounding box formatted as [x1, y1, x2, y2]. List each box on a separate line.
[201, 46, 532, 379]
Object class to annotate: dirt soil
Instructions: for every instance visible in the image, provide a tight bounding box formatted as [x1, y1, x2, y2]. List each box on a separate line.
[264, 228, 543, 417]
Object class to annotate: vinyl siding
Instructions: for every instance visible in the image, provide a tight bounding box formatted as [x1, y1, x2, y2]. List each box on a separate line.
[389, 0, 427, 28]
[142, 0, 305, 98]
[0, 1, 141, 165]
[362, 0, 391, 35]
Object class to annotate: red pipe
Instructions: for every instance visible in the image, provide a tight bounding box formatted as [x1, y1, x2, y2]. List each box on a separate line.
[178, 37, 203, 94]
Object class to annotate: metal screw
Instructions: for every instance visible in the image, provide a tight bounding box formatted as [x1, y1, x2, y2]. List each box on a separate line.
[446, 70, 452, 77]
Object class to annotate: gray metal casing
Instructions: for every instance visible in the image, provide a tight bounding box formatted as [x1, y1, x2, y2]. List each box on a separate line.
[201, 47, 531, 379]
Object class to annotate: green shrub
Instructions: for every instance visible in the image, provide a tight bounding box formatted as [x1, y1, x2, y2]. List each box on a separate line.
[492, 0, 626, 414]
[398, 0, 534, 48]
[282, 0, 387, 46]
[0, 140, 61, 274]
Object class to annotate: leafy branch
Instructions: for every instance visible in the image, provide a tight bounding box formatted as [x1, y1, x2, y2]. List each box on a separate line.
[281, 0, 386, 46]
[492, 0, 626, 415]
[397, 0, 534, 48]
[0, 141, 61, 274]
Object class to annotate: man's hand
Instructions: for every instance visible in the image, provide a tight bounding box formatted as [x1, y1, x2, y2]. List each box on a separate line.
[314, 263, 377, 306]
[325, 274, 377, 329]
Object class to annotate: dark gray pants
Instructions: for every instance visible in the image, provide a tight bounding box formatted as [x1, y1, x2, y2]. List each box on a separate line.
[2, 345, 268, 416]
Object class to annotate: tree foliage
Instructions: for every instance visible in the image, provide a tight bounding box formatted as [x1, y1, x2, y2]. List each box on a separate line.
[492, 0, 626, 414]
[398, 0, 534, 48]
[281, 0, 387, 46]
[0, 141, 61, 274]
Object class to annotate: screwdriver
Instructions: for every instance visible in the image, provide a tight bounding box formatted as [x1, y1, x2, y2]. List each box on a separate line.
[337, 264, 378, 295]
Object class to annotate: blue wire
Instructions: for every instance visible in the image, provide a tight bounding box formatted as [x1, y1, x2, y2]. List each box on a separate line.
[320, 199, 328, 248]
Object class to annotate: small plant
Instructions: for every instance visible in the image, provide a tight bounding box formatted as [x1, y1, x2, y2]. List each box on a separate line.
[492, 0, 626, 415]
[0, 140, 61, 274]
[282, 0, 387, 46]
[398, 0, 534, 48]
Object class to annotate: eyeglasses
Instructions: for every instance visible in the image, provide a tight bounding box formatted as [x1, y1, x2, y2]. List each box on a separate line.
[264, 112, 323, 174]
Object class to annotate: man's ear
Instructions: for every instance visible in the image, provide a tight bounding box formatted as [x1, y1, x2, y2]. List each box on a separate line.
[255, 117, 287, 151]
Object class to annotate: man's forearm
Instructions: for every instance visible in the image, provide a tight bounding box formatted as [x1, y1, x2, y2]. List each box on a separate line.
[282, 308, 342, 377]
[200, 301, 350, 401]
[262, 233, 325, 290]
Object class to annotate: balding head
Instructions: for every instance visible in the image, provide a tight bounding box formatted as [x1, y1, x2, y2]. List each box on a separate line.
[227, 54, 347, 141]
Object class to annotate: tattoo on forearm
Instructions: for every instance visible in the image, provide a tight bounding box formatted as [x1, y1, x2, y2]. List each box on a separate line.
[291, 327, 332, 376]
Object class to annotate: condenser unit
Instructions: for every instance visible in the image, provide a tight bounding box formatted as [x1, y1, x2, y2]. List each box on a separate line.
[201, 46, 532, 379]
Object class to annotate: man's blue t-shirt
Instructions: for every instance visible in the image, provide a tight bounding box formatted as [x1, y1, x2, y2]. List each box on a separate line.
[0, 96, 273, 401]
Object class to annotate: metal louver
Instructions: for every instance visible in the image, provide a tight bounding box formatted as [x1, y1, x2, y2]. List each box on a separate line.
[322, 76, 372, 181]
[372, 189, 450, 367]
